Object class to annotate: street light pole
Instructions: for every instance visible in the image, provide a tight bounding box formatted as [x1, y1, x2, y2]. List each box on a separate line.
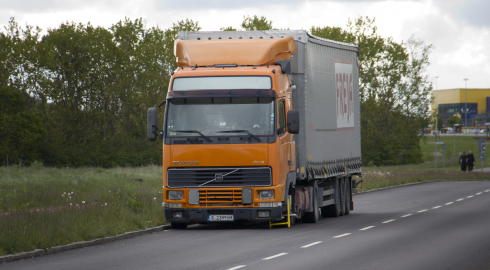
[435, 76, 439, 138]
[464, 78, 469, 132]
[454, 124, 459, 155]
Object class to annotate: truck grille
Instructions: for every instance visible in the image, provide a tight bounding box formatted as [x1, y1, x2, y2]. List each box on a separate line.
[199, 189, 242, 207]
[167, 167, 271, 188]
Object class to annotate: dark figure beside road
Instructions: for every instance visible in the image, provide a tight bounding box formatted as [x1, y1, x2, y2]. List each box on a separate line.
[459, 152, 467, 172]
[467, 151, 475, 172]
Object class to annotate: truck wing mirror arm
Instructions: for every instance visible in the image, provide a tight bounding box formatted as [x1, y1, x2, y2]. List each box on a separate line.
[153, 125, 164, 139]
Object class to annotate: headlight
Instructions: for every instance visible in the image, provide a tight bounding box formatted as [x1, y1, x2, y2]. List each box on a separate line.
[259, 190, 274, 200]
[168, 190, 183, 200]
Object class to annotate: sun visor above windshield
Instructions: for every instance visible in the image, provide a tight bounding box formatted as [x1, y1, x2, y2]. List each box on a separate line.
[175, 37, 297, 67]
[167, 89, 277, 99]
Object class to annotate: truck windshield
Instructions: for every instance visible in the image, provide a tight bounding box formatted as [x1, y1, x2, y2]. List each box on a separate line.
[166, 97, 275, 137]
[172, 76, 271, 90]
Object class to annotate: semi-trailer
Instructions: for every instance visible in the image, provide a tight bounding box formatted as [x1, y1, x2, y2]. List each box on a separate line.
[147, 30, 362, 229]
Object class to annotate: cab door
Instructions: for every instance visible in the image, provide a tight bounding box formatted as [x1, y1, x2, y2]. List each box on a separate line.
[277, 99, 292, 181]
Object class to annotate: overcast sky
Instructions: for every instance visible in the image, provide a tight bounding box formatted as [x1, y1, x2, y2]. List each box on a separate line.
[1, 0, 489, 90]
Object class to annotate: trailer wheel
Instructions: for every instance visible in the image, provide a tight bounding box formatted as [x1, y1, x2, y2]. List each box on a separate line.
[344, 177, 351, 215]
[324, 178, 341, 217]
[339, 177, 346, 216]
[303, 182, 319, 223]
[171, 222, 188, 229]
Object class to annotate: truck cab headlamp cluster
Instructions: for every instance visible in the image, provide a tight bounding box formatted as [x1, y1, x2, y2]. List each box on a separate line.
[259, 190, 274, 200]
[168, 190, 183, 200]
[260, 202, 282, 207]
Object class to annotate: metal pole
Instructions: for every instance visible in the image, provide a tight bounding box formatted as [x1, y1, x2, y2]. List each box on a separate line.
[443, 148, 445, 171]
[435, 76, 439, 138]
[464, 78, 468, 130]
[435, 143, 437, 171]
[454, 125, 456, 155]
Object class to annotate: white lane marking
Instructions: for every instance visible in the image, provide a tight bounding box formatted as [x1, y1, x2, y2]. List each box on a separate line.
[382, 219, 395, 223]
[333, 233, 351, 238]
[456, 198, 464, 201]
[476, 192, 482, 195]
[445, 202, 454, 205]
[432, 206, 442, 209]
[401, 214, 412, 218]
[467, 195, 474, 198]
[360, 226, 375, 231]
[301, 241, 322, 248]
[227, 266, 246, 270]
[262, 253, 287, 260]
[485, 190, 490, 192]
[418, 209, 428, 213]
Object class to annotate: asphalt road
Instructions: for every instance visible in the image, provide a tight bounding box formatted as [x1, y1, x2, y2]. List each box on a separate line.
[2, 181, 490, 270]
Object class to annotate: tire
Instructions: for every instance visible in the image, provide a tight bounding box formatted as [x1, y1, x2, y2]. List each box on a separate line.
[171, 222, 188, 229]
[344, 177, 351, 215]
[339, 177, 345, 216]
[325, 178, 341, 217]
[303, 181, 319, 223]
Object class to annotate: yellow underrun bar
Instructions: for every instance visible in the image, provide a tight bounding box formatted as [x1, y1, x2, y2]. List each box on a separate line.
[269, 199, 290, 228]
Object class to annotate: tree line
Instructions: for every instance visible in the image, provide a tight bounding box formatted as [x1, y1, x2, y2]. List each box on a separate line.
[0, 15, 432, 167]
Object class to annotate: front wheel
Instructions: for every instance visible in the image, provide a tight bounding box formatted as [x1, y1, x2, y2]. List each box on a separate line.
[171, 222, 188, 229]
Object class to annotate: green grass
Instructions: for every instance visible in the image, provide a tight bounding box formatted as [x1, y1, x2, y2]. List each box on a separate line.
[356, 134, 490, 191]
[0, 165, 166, 256]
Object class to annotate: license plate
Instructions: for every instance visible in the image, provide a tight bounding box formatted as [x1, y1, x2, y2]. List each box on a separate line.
[208, 215, 234, 221]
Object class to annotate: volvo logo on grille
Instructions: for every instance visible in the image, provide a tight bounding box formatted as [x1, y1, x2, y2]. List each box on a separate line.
[215, 173, 223, 182]
[173, 161, 199, 165]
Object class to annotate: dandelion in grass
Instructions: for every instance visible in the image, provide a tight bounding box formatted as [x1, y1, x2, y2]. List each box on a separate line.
[104, 203, 107, 206]
[82, 201, 85, 204]
[70, 203, 72, 206]
[154, 197, 157, 200]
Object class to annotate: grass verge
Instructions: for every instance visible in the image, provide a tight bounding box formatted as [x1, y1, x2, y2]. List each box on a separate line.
[0, 165, 166, 256]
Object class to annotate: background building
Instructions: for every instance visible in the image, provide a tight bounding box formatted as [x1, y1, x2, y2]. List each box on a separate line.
[431, 88, 490, 128]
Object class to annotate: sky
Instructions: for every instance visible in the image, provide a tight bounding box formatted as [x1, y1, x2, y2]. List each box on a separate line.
[1, 0, 489, 90]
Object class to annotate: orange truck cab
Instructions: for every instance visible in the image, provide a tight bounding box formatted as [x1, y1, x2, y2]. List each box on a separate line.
[148, 30, 362, 229]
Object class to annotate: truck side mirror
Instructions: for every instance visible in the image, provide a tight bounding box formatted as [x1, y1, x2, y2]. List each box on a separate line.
[147, 107, 158, 141]
[287, 110, 299, 134]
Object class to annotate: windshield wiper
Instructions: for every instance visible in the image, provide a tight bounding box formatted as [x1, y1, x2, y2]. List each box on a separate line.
[170, 130, 211, 142]
[216, 130, 261, 142]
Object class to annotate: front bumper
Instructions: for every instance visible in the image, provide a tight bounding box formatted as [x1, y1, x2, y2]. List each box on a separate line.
[164, 207, 283, 223]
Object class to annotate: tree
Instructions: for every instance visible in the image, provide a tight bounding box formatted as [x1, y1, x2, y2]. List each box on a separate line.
[0, 86, 46, 165]
[241, 15, 274, 31]
[221, 15, 274, 32]
[220, 26, 237, 31]
[311, 17, 433, 166]
[0, 17, 201, 167]
[446, 115, 463, 128]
